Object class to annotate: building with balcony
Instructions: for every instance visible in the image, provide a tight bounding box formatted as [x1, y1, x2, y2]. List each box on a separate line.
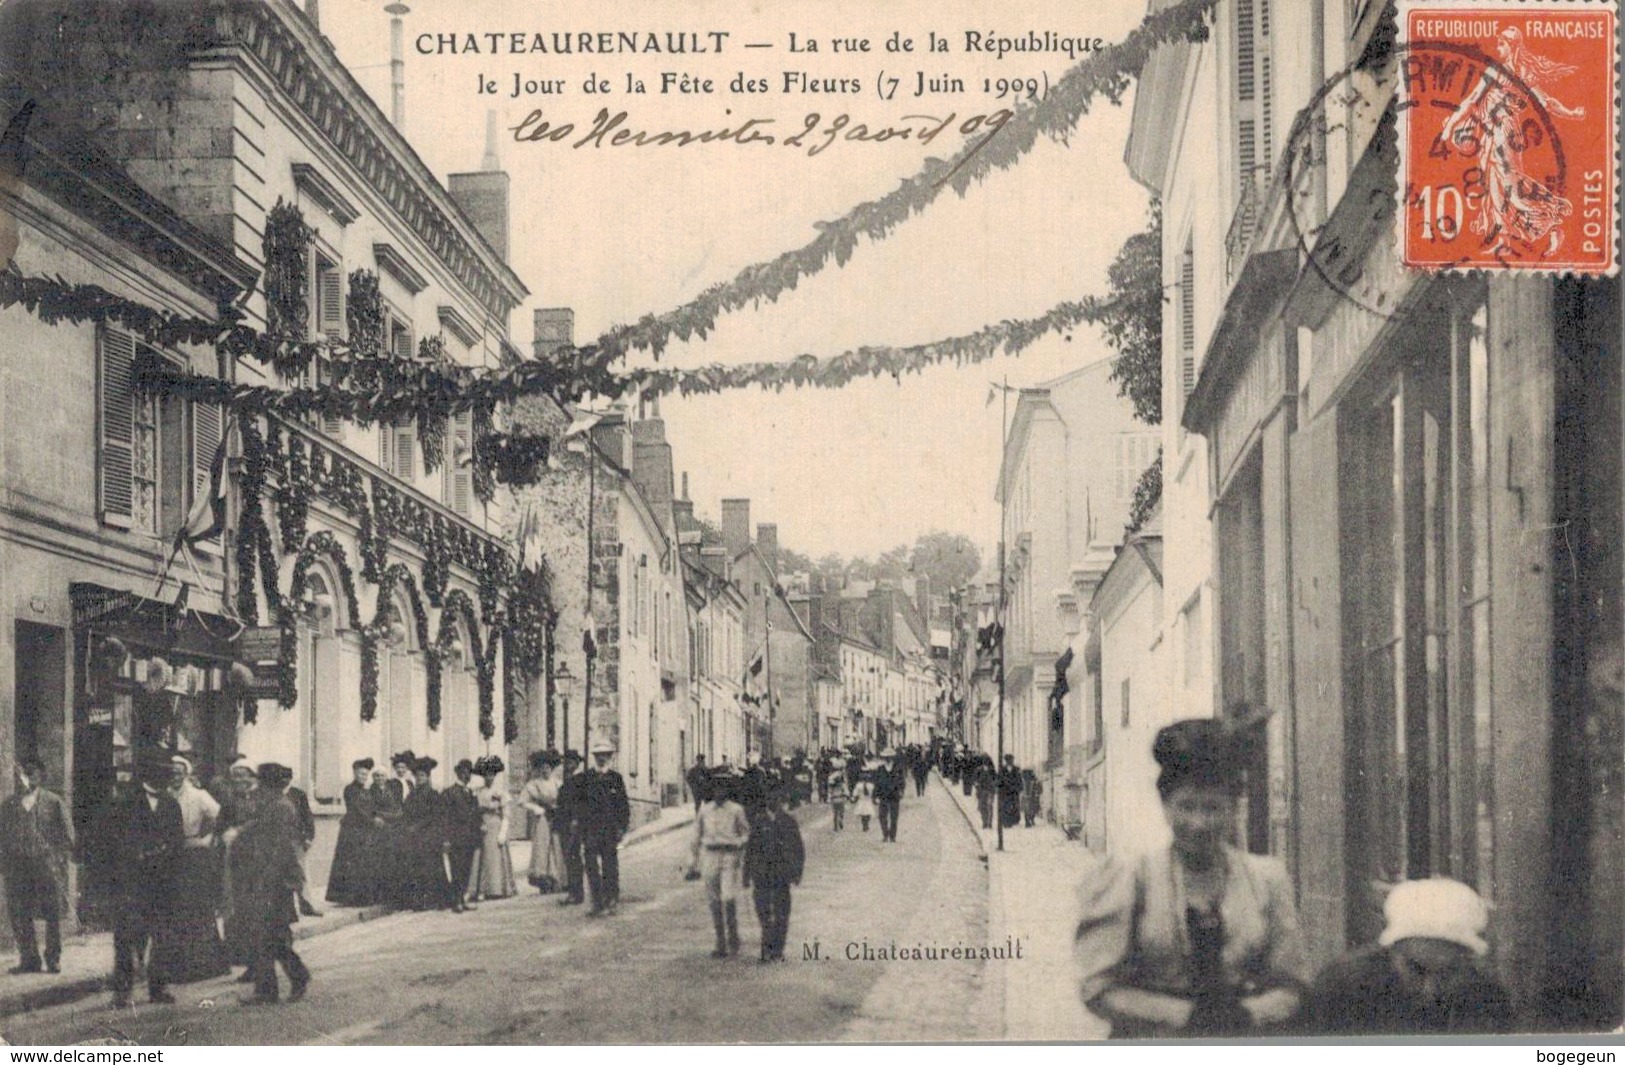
[1128, 0, 1621, 1026]
[0, 0, 533, 881]
[0, 98, 259, 939]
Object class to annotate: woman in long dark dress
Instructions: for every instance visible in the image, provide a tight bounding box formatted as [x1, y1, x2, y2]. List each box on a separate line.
[165, 756, 230, 983]
[401, 757, 452, 910]
[369, 765, 407, 907]
[326, 758, 383, 907]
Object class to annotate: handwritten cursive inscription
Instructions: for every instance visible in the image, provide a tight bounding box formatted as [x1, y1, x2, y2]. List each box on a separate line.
[510, 107, 1014, 170]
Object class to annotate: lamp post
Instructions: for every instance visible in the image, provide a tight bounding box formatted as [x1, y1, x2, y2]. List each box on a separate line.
[553, 661, 576, 755]
[996, 374, 1009, 854]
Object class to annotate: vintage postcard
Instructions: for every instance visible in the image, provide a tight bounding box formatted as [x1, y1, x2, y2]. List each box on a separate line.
[0, 0, 1619, 1048]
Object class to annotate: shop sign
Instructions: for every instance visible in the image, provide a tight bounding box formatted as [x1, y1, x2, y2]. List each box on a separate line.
[237, 626, 283, 664]
[70, 583, 140, 628]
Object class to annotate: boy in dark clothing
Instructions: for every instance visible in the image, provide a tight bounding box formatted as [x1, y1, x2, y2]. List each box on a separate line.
[742, 787, 804, 963]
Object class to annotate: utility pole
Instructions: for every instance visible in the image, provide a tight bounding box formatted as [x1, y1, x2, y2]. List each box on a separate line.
[764, 592, 775, 760]
[996, 374, 1008, 854]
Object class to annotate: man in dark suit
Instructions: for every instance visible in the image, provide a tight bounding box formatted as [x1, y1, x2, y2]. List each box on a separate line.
[685, 754, 710, 812]
[579, 740, 629, 917]
[238, 764, 311, 1005]
[284, 778, 320, 918]
[553, 750, 586, 906]
[0, 759, 75, 974]
[874, 750, 904, 843]
[443, 760, 482, 912]
[107, 751, 185, 1008]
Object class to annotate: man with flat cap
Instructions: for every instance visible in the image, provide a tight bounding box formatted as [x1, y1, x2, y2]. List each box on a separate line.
[1, 759, 74, 975]
[237, 763, 311, 1004]
[579, 740, 629, 916]
[443, 759, 482, 912]
[107, 749, 184, 1008]
[553, 750, 587, 906]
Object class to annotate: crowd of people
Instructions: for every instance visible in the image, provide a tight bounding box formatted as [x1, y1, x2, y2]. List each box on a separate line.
[0, 719, 1522, 1035]
[3, 749, 316, 1007]
[329, 740, 633, 920]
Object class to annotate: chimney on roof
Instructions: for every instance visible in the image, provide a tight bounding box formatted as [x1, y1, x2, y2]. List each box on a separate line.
[386, 3, 410, 129]
[533, 308, 574, 358]
[448, 111, 510, 261]
[916, 575, 931, 624]
[681, 472, 689, 501]
[631, 416, 673, 517]
[721, 499, 750, 558]
[757, 523, 779, 574]
[304, 0, 320, 30]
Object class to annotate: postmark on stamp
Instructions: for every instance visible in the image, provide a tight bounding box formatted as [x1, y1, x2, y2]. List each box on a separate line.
[1398, 0, 1618, 275]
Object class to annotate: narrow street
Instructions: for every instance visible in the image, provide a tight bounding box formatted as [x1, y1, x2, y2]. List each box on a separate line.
[1, 782, 991, 1045]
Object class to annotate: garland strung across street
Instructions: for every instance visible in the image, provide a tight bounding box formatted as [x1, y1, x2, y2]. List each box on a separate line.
[0, 3, 1200, 744]
[589, 0, 1215, 361]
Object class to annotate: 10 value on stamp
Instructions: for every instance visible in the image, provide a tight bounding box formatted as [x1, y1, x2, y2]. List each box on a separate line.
[1400, 0, 1618, 275]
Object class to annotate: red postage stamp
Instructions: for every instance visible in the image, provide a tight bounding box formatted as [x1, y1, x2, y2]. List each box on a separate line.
[1399, 0, 1619, 274]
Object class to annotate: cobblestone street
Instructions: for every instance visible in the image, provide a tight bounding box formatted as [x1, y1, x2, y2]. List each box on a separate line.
[0, 781, 992, 1045]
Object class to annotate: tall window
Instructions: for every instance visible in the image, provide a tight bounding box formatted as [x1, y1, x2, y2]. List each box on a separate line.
[1180, 237, 1197, 398]
[1343, 295, 1491, 942]
[309, 251, 344, 438]
[445, 409, 474, 516]
[97, 327, 218, 540]
[381, 415, 417, 482]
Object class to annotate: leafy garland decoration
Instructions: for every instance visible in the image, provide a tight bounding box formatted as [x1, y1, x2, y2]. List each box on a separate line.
[472, 428, 549, 491]
[470, 403, 497, 504]
[434, 589, 488, 733]
[236, 418, 268, 624]
[345, 269, 384, 360]
[416, 335, 450, 475]
[263, 200, 313, 372]
[363, 564, 432, 722]
[590, 0, 1216, 361]
[279, 531, 363, 709]
[277, 433, 311, 553]
[1128, 451, 1163, 533]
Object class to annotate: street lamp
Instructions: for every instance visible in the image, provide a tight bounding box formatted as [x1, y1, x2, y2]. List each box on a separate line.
[553, 660, 576, 755]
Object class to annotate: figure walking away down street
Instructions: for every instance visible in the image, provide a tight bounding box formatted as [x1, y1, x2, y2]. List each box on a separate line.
[743, 783, 804, 963]
[580, 740, 630, 916]
[997, 753, 1022, 830]
[875, 749, 904, 843]
[827, 765, 848, 832]
[1, 759, 74, 975]
[238, 763, 311, 1005]
[1303, 877, 1513, 1035]
[690, 767, 750, 958]
[108, 750, 184, 1008]
[852, 765, 876, 833]
[1075, 711, 1308, 1038]
[1022, 768, 1042, 829]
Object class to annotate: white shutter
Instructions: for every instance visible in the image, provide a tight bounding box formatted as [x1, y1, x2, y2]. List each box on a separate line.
[393, 319, 415, 360]
[380, 420, 394, 470]
[317, 263, 342, 340]
[318, 357, 344, 439]
[98, 327, 137, 526]
[191, 400, 223, 538]
[1180, 242, 1196, 397]
[1236, 0, 1256, 101]
[392, 415, 417, 481]
[448, 410, 472, 515]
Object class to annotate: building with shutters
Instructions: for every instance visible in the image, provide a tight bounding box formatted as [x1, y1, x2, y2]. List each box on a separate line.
[1127, 0, 1621, 1027]
[0, 96, 259, 939]
[994, 360, 1155, 801]
[0, 0, 531, 886]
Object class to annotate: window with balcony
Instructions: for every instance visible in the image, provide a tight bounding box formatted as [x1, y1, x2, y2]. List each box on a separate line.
[1228, 0, 1274, 284]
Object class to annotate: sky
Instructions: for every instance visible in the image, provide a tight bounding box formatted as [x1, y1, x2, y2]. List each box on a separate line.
[320, 0, 1152, 562]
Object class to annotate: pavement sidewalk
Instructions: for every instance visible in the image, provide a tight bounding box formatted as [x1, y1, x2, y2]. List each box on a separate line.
[937, 773, 1109, 1041]
[0, 804, 697, 1017]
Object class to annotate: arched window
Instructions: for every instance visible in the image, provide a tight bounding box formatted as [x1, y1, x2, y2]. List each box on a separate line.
[301, 568, 343, 801]
[380, 588, 425, 759]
